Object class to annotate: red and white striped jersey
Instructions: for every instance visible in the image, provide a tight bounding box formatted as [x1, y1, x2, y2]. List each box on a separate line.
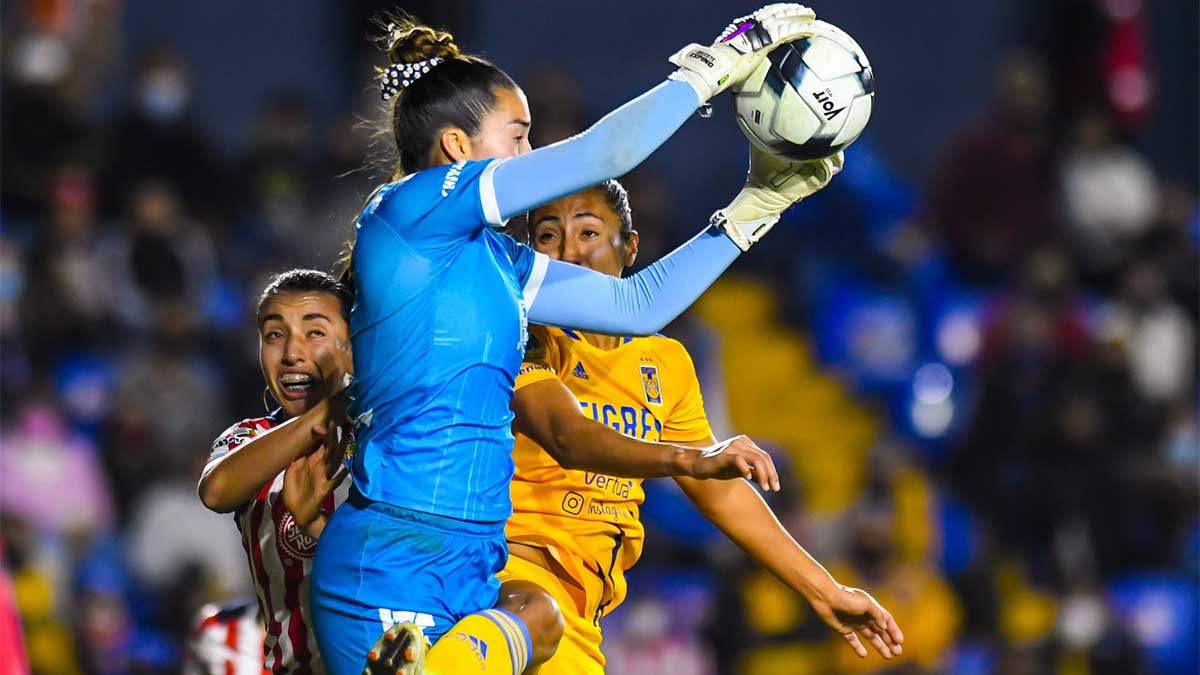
[206, 412, 350, 675]
[184, 600, 266, 675]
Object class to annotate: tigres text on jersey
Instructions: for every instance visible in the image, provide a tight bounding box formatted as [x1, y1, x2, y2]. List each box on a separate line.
[506, 326, 712, 621]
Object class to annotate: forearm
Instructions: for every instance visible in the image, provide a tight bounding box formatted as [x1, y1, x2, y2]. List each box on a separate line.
[512, 379, 699, 478]
[676, 474, 838, 601]
[198, 401, 329, 512]
[552, 421, 696, 478]
[527, 225, 740, 335]
[493, 80, 700, 220]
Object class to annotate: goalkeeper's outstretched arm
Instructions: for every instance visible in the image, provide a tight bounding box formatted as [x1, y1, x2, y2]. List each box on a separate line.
[523, 147, 842, 336]
[489, 4, 822, 223]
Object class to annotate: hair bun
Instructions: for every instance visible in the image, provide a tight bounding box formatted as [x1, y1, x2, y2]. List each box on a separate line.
[385, 19, 460, 64]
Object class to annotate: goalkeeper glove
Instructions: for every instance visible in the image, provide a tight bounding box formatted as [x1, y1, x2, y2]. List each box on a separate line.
[669, 3, 817, 103]
[713, 147, 844, 251]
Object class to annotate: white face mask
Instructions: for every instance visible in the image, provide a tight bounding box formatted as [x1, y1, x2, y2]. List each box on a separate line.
[138, 72, 189, 122]
[11, 34, 69, 86]
[1058, 593, 1108, 649]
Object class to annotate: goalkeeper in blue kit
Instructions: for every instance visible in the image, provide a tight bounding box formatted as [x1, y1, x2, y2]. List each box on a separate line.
[306, 5, 901, 675]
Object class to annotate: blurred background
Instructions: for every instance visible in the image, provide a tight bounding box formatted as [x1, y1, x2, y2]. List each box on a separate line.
[1, 0, 1196, 673]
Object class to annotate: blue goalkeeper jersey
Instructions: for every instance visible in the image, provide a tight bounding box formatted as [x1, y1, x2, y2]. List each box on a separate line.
[348, 158, 548, 523]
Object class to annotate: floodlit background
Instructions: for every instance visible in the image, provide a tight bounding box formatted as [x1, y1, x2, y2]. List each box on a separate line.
[1, 1, 1197, 673]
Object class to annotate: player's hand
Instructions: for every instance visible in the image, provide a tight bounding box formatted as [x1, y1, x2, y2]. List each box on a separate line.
[809, 584, 905, 660]
[669, 4, 817, 102]
[715, 147, 844, 251]
[282, 425, 349, 539]
[685, 435, 780, 492]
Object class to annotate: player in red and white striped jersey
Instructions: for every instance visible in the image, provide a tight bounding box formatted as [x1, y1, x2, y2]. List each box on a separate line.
[197, 269, 354, 675]
[183, 601, 268, 675]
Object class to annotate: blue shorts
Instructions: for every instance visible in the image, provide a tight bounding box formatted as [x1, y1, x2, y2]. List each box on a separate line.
[310, 489, 508, 675]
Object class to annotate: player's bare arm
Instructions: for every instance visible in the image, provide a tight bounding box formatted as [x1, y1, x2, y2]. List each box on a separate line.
[510, 375, 780, 492]
[198, 394, 345, 513]
[673, 436, 905, 660]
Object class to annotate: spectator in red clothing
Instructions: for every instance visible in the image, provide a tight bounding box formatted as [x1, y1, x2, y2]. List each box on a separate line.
[924, 50, 1059, 284]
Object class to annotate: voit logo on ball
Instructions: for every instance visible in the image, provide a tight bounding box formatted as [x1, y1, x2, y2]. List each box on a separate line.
[812, 88, 846, 120]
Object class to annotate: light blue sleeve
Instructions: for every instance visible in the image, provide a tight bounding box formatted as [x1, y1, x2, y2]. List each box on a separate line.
[524, 225, 741, 336]
[488, 80, 701, 224]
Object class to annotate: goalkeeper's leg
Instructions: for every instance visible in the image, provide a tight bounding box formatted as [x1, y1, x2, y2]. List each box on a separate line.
[365, 580, 563, 674]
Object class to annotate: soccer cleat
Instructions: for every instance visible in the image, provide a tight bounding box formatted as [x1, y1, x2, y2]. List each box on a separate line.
[363, 622, 429, 675]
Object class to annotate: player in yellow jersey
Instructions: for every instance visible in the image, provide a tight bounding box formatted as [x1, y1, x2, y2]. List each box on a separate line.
[501, 180, 906, 673]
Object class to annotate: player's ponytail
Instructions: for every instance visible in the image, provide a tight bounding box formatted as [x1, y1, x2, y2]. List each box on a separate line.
[340, 13, 518, 289]
[384, 21, 460, 64]
[378, 14, 517, 179]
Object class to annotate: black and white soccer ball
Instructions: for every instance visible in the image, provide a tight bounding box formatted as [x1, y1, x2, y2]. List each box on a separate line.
[733, 19, 875, 161]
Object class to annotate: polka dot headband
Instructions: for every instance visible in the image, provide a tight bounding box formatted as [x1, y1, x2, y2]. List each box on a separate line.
[380, 57, 445, 101]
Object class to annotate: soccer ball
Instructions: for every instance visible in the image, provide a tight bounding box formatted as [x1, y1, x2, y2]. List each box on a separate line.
[733, 20, 875, 161]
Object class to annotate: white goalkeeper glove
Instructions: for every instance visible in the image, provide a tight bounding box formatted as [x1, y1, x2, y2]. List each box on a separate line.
[713, 147, 844, 251]
[668, 3, 817, 104]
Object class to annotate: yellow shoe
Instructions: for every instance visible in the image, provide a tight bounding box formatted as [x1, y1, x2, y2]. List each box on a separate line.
[363, 622, 429, 675]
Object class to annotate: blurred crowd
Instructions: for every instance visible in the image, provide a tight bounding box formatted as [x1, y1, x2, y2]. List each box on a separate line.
[1, 1, 1196, 674]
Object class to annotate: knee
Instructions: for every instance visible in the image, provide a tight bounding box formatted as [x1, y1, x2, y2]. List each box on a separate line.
[497, 580, 565, 667]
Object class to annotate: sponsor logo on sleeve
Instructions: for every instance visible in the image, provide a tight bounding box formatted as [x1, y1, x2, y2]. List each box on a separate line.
[212, 424, 258, 452]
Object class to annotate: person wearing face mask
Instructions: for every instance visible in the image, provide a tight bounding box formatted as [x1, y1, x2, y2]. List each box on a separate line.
[104, 48, 226, 220]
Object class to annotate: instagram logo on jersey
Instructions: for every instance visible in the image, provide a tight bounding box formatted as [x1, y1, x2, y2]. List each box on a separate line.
[561, 491, 585, 515]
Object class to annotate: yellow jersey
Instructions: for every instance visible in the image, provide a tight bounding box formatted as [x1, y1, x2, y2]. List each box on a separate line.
[506, 326, 712, 621]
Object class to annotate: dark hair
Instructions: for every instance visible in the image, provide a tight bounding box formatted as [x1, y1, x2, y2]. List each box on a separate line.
[257, 269, 352, 325]
[594, 179, 634, 240]
[379, 16, 517, 178]
[339, 14, 518, 286]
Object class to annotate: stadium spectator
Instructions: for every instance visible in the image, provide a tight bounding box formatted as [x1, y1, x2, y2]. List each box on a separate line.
[111, 306, 229, 480]
[110, 179, 217, 332]
[1098, 258, 1195, 404]
[923, 50, 1059, 284]
[20, 165, 121, 369]
[236, 92, 318, 259]
[0, 399, 114, 537]
[1059, 107, 1160, 286]
[103, 48, 227, 220]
